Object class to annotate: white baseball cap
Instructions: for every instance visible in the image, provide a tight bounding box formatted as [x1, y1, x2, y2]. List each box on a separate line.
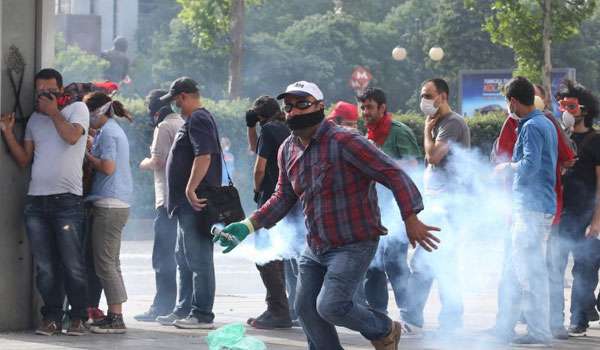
[276, 81, 324, 101]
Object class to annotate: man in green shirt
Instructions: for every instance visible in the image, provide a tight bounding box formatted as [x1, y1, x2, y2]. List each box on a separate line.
[358, 87, 421, 319]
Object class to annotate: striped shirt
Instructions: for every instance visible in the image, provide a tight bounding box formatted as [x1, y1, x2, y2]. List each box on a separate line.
[251, 120, 423, 253]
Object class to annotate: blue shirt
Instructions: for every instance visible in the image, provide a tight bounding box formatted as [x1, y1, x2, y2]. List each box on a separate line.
[88, 119, 133, 204]
[512, 109, 558, 214]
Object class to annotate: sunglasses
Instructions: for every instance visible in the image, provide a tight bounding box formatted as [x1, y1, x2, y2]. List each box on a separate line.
[559, 98, 583, 114]
[283, 100, 319, 113]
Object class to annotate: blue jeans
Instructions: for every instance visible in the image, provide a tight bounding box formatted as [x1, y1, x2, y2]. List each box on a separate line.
[364, 238, 409, 316]
[556, 209, 600, 328]
[496, 210, 553, 341]
[24, 194, 88, 321]
[174, 208, 215, 322]
[151, 206, 178, 314]
[294, 239, 392, 350]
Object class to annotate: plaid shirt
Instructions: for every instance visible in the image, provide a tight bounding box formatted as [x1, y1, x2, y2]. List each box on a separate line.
[252, 120, 423, 253]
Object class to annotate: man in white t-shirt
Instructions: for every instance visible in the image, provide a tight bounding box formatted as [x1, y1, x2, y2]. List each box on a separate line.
[0, 69, 89, 336]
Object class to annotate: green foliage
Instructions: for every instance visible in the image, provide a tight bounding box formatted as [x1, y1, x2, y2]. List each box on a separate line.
[142, 19, 229, 100]
[177, 0, 262, 49]
[54, 34, 109, 84]
[481, 0, 597, 81]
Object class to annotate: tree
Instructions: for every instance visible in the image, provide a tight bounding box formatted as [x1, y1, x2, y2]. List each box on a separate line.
[54, 34, 109, 84]
[480, 0, 596, 93]
[177, 0, 261, 99]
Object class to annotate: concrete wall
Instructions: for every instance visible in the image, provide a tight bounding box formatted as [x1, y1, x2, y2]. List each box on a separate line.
[0, 0, 55, 331]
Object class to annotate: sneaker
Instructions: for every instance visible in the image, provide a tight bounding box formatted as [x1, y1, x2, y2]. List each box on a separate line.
[510, 334, 551, 347]
[567, 324, 587, 337]
[35, 320, 62, 336]
[86, 307, 106, 325]
[156, 312, 186, 326]
[371, 321, 401, 350]
[66, 319, 87, 336]
[399, 321, 423, 339]
[247, 310, 292, 329]
[90, 313, 127, 334]
[173, 316, 214, 329]
[134, 309, 161, 322]
[551, 327, 569, 340]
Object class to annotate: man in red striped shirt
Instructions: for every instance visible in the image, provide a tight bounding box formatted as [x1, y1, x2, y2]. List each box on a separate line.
[214, 81, 440, 350]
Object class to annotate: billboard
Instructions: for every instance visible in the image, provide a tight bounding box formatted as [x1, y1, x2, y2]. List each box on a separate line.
[459, 69, 576, 117]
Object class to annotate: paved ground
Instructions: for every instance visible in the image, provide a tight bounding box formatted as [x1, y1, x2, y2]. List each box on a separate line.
[1, 240, 599, 350]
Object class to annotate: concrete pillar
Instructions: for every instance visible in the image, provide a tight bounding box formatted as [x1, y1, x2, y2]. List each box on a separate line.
[0, 0, 55, 331]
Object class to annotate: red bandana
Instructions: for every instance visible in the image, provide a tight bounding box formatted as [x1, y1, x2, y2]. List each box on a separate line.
[366, 113, 392, 146]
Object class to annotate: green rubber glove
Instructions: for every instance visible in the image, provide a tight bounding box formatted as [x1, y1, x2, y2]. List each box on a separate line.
[213, 218, 254, 253]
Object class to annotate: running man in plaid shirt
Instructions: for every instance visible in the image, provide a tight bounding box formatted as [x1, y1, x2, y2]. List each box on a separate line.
[214, 81, 440, 350]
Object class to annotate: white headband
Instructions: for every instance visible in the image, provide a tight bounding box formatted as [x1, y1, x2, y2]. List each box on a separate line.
[91, 101, 113, 117]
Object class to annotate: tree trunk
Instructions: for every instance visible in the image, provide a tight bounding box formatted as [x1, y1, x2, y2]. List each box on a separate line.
[542, 0, 552, 100]
[228, 0, 244, 99]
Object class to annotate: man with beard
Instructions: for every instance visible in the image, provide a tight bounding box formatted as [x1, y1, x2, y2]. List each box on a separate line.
[214, 81, 440, 350]
[357, 87, 421, 319]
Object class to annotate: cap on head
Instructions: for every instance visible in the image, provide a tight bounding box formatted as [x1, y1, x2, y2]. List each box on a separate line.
[277, 81, 324, 101]
[160, 77, 199, 102]
[327, 101, 358, 121]
[252, 96, 281, 119]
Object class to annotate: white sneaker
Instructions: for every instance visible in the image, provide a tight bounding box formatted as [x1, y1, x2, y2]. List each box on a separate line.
[156, 313, 184, 326]
[400, 321, 423, 339]
[173, 316, 214, 329]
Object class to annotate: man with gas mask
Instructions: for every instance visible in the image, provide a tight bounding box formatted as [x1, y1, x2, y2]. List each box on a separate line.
[493, 76, 558, 346]
[401, 78, 469, 337]
[551, 80, 600, 337]
[214, 80, 441, 350]
[135, 90, 184, 322]
[0, 68, 89, 336]
[244, 96, 302, 329]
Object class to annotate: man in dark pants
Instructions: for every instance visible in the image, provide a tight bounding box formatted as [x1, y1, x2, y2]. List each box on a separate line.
[135, 90, 184, 321]
[550, 80, 600, 337]
[215, 81, 440, 350]
[245, 96, 297, 329]
[162, 77, 222, 329]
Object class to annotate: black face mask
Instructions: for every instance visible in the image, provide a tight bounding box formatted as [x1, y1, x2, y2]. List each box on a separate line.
[285, 109, 325, 131]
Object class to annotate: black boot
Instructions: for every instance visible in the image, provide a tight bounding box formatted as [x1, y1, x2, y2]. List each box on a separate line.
[249, 260, 292, 329]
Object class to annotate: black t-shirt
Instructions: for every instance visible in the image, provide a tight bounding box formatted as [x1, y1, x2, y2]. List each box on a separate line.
[256, 120, 290, 205]
[166, 108, 222, 215]
[563, 130, 600, 211]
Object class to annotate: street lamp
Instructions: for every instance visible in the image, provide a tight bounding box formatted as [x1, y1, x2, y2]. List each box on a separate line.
[392, 46, 407, 61]
[429, 47, 444, 61]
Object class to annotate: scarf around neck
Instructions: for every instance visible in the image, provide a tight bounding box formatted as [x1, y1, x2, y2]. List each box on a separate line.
[367, 113, 392, 146]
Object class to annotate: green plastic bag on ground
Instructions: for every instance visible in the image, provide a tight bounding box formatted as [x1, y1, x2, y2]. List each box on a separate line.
[229, 336, 267, 350]
[205, 323, 267, 350]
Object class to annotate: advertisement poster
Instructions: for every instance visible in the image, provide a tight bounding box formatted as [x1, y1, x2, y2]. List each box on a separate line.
[459, 69, 576, 117]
